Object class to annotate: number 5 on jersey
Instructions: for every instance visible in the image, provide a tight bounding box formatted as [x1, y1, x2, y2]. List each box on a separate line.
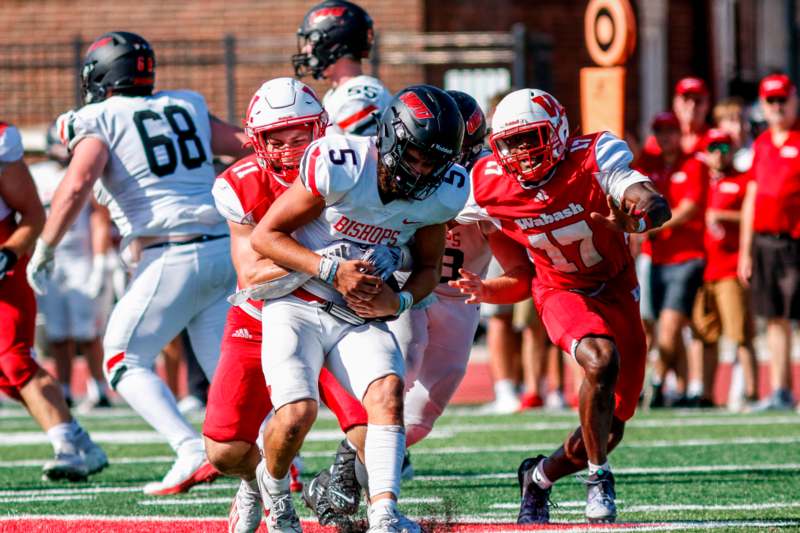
[133, 105, 208, 177]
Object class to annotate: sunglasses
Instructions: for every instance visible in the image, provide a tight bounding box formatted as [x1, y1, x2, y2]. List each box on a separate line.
[766, 96, 788, 105]
[707, 143, 731, 154]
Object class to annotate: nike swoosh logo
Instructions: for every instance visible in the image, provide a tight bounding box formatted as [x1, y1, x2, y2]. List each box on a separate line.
[403, 218, 421, 224]
[329, 488, 355, 504]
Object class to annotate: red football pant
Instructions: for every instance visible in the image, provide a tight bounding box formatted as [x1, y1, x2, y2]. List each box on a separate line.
[0, 261, 41, 401]
[533, 271, 647, 422]
[203, 305, 367, 444]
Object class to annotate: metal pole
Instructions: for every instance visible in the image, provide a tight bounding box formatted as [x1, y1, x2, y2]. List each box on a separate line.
[511, 23, 527, 89]
[73, 36, 84, 108]
[224, 34, 236, 123]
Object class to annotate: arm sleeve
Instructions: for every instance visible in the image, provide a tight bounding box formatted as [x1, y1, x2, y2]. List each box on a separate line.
[593, 131, 652, 203]
[0, 125, 24, 163]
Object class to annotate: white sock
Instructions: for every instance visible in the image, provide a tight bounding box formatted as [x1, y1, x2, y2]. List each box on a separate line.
[244, 476, 260, 493]
[365, 424, 405, 499]
[494, 379, 516, 401]
[47, 420, 80, 454]
[588, 460, 610, 476]
[687, 379, 704, 398]
[115, 367, 199, 453]
[532, 460, 553, 489]
[260, 462, 289, 495]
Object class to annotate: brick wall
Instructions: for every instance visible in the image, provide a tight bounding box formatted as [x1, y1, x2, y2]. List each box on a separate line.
[0, 0, 423, 127]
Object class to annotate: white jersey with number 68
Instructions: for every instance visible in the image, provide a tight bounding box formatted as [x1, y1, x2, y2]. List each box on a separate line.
[57, 90, 226, 251]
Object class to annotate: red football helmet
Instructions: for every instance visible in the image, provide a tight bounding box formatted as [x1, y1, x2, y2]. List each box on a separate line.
[489, 88, 569, 188]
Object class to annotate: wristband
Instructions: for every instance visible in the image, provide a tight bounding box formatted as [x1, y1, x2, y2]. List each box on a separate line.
[318, 256, 340, 284]
[395, 290, 414, 315]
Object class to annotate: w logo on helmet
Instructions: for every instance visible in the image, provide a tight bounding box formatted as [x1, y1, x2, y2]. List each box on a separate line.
[532, 93, 560, 118]
[399, 92, 433, 120]
[466, 107, 483, 135]
[310, 6, 346, 23]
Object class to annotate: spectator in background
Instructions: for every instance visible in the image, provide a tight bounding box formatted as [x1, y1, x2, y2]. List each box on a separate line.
[30, 123, 111, 411]
[739, 73, 800, 410]
[692, 129, 759, 409]
[644, 77, 711, 157]
[635, 112, 707, 407]
[713, 97, 754, 172]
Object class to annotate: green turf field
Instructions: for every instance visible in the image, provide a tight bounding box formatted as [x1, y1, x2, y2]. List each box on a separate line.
[1, 405, 799, 531]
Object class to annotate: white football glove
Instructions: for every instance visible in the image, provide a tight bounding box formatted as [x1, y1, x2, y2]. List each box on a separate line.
[26, 239, 56, 295]
[361, 244, 412, 281]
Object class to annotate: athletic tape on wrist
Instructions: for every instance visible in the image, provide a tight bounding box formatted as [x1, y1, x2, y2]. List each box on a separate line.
[395, 291, 414, 315]
[318, 256, 340, 284]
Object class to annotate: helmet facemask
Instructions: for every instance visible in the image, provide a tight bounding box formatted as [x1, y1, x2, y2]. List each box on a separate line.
[490, 121, 564, 188]
[247, 117, 326, 184]
[379, 118, 454, 201]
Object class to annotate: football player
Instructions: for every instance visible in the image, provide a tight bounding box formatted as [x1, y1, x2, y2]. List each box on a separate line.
[456, 89, 670, 524]
[250, 85, 466, 533]
[30, 122, 111, 411]
[26, 31, 250, 495]
[205, 77, 373, 533]
[0, 121, 107, 481]
[292, 0, 392, 136]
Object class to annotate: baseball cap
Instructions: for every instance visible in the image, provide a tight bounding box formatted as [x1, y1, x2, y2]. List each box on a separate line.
[759, 74, 795, 99]
[702, 128, 733, 149]
[651, 111, 680, 131]
[675, 77, 708, 97]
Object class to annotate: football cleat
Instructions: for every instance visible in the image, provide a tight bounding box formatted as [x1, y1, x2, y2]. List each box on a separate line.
[228, 479, 264, 533]
[327, 439, 361, 515]
[367, 502, 422, 533]
[143, 454, 220, 495]
[584, 469, 617, 523]
[42, 452, 89, 482]
[78, 438, 109, 476]
[302, 468, 350, 527]
[518, 391, 544, 411]
[516, 455, 551, 524]
[256, 462, 302, 533]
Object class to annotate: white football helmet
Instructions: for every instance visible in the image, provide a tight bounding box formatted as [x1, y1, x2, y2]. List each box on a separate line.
[489, 88, 569, 187]
[245, 77, 328, 181]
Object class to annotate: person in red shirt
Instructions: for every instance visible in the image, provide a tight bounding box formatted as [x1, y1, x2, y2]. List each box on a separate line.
[643, 77, 711, 157]
[635, 112, 707, 407]
[739, 73, 800, 410]
[202, 78, 369, 532]
[691, 129, 758, 408]
[456, 88, 670, 524]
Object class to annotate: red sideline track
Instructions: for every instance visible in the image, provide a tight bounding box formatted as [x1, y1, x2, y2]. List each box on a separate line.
[0, 517, 668, 533]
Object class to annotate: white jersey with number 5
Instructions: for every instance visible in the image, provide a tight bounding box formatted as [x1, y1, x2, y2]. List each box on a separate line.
[323, 75, 392, 136]
[57, 90, 226, 251]
[297, 134, 470, 304]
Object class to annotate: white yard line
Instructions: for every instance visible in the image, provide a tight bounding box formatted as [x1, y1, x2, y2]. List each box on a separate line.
[490, 501, 800, 512]
[138, 496, 442, 507]
[0, 494, 94, 503]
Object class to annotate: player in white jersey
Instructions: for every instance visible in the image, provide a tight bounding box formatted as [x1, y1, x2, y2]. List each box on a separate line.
[0, 122, 107, 482]
[26, 32, 250, 495]
[249, 85, 466, 533]
[292, 0, 392, 136]
[30, 123, 111, 410]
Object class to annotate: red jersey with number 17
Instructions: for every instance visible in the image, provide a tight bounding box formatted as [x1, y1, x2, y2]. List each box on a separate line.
[456, 132, 651, 291]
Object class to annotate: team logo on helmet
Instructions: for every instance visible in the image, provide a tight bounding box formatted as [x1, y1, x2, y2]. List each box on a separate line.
[398, 92, 433, 120]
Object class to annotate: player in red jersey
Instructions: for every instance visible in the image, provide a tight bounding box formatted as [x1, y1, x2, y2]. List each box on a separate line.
[202, 78, 368, 533]
[455, 89, 670, 524]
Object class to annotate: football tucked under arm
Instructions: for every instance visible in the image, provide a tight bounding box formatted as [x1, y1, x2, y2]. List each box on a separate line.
[227, 241, 358, 305]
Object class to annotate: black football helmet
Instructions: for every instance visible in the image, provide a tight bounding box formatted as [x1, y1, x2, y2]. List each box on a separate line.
[377, 85, 464, 201]
[81, 31, 155, 104]
[292, 0, 373, 79]
[446, 90, 487, 168]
